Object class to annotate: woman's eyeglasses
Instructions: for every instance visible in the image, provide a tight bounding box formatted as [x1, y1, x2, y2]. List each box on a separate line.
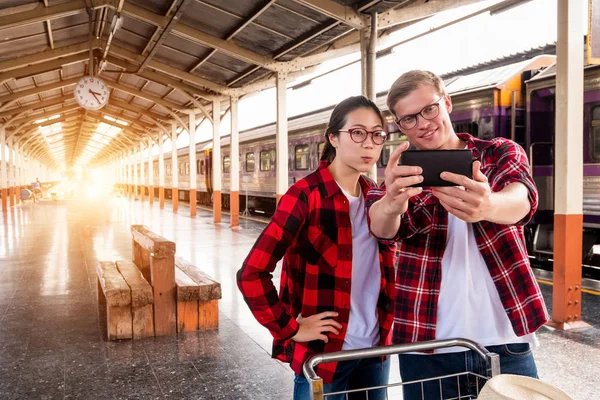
[338, 128, 387, 145]
[395, 97, 444, 130]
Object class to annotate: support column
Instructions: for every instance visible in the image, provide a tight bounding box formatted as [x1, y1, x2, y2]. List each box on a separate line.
[119, 155, 124, 195]
[130, 150, 134, 199]
[15, 145, 20, 204]
[189, 113, 197, 217]
[1, 126, 7, 212]
[134, 148, 140, 200]
[275, 73, 288, 205]
[122, 155, 126, 195]
[362, 13, 378, 182]
[8, 139, 14, 207]
[148, 137, 154, 205]
[139, 142, 145, 202]
[159, 134, 165, 209]
[125, 151, 129, 198]
[171, 123, 178, 213]
[230, 97, 240, 229]
[212, 98, 221, 222]
[18, 145, 23, 203]
[550, 0, 588, 330]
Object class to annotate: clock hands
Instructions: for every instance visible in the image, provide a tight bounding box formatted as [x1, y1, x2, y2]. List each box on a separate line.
[88, 89, 102, 104]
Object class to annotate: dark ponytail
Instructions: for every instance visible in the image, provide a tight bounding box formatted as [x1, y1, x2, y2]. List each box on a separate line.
[320, 95, 384, 162]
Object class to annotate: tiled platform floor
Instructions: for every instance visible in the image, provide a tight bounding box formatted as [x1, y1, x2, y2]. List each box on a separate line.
[0, 194, 599, 399]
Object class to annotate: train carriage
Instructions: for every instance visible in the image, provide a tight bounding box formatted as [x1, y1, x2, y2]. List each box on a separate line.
[146, 53, 600, 272]
[526, 62, 600, 264]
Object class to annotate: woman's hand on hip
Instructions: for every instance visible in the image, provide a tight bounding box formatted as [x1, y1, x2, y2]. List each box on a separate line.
[292, 312, 342, 343]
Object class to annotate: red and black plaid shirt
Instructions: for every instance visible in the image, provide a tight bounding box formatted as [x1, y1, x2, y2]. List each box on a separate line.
[366, 133, 549, 346]
[237, 161, 397, 384]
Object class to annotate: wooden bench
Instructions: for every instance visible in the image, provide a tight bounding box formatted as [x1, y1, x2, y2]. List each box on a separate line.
[97, 261, 133, 340]
[175, 258, 222, 332]
[116, 260, 154, 339]
[131, 224, 177, 336]
[97, 225, 221, 340]
[97, 260, 154, 340]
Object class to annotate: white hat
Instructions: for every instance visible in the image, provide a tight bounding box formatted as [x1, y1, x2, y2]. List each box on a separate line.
[478, 374, 573, 400]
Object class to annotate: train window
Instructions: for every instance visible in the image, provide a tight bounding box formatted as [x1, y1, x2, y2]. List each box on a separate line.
[379, 145, 392, 167]
[223, 156, 231, 173]
[592, 106, 600, 160]
[246, 152, 255, 172]
[260, 150, 274, 171]
[196, 160, 201, 174]
[200, 160, 205, 173]
[185, 162, 189, 176]
[378, 132, 408, 167]
[295, 145, 310, 170]
[166, 164, 171, 176]
[453, 122, 479, 137]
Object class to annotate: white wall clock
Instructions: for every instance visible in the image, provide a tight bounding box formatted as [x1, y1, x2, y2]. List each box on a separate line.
[73, 76, 110, 110]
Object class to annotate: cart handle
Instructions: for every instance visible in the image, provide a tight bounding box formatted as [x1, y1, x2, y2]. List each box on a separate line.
[302, 338, 501, 400]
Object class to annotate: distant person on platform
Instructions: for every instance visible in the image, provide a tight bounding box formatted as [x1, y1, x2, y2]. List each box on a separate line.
[366, 70, 548, 400]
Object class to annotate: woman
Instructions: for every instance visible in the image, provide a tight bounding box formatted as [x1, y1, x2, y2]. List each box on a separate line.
[237, 96, 397, 400]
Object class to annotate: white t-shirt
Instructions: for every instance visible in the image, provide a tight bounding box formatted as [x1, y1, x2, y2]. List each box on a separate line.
[434, 213, 536, 353]
[337, 185, 381, 351]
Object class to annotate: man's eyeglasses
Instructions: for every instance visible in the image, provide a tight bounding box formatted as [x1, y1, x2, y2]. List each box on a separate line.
[395, 97, 444, 130]
[339, 128, 387, 145]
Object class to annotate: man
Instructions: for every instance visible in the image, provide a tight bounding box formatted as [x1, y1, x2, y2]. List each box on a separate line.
[366, 70, 548, 399]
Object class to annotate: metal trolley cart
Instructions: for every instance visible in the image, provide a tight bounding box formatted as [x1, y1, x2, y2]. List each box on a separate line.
[303, 338, 501, 400]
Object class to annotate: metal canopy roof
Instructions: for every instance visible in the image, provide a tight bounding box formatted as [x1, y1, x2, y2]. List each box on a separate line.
[0, 0, 485, 169]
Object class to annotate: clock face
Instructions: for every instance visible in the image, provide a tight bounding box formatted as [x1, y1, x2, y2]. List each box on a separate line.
[73, 76, 110, 110]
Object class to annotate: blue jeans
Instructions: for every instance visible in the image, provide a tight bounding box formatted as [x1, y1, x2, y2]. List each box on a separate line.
[294, 356, 390, 400]
[398, 343, 538, 400]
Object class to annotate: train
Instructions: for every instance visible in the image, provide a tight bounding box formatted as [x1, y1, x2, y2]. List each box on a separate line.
[139, 53, 600, 268]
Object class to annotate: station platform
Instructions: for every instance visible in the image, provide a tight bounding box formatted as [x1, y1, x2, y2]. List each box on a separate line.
[0, 195, 599, 399]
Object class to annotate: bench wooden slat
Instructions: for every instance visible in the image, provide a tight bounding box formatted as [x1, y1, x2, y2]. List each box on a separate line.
[116, 260, 155, 339]
[96, 261, 132, 340]
[97, 261, 131, 307]
[175, 267, 200, 333]
[175, 257, 222, 301]
[175, 266, 201, 302]
[151, 256, 177, 336]
[131, 225, 176, 257]
[116, 260, 153, 307]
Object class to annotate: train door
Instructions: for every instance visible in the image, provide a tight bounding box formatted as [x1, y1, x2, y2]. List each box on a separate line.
[526, 89, 555, 258]
[204, 150, 212, 204]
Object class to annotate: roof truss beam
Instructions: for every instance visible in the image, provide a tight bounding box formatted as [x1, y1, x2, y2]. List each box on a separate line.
[0, 77, 80, 111]
[0, 0, 114, 32]
[290, 0, 365, 30]
[378, 0, 483, 29]
[120, 2, 283, 71]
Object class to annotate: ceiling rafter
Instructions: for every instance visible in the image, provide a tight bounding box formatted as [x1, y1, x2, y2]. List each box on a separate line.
[290, 0, 365, 30]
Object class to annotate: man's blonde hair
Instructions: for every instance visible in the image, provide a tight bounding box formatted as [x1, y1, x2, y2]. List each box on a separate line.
[387, 70, 447, 118]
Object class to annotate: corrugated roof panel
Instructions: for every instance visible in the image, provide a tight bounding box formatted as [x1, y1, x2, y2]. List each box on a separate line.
[180, 2, 237, 39]
[112, 31, 146, 53]
[274, 0, 331, 24]
[193, 61, 237, 85]
[445, 59, 532, 94]
[207, 52, 254, 74]
[161, 34, 212, 61]
[154, 45, 199, 72]
[62, 63, 85, 78]
[50, 11, 88, 30]
[233, 24, 290, 56]
[144, 81, 170, 98]
[255, 6, 316, 38]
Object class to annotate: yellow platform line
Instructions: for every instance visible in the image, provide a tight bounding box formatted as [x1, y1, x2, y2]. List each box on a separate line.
[537, 278, 600, 296]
